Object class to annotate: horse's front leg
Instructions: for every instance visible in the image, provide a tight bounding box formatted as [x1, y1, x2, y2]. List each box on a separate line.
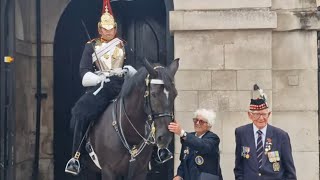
[101, 167, 117, 180]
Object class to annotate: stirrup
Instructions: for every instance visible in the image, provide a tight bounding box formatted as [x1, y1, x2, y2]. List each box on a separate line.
[65, 152, 81, 175]
[155, 148, 173, 164]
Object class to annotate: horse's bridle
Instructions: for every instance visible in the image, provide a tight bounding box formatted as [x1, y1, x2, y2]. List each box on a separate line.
[143, 68, 174, 123]
[143, 68, 175, 163]
[112, 66, 174, 164]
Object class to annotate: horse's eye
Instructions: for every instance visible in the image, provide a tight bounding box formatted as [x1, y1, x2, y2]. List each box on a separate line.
[151, 92, 156, 97]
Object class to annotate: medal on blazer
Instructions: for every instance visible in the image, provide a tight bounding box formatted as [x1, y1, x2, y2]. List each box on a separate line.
[268, 151, 276, 163]
[195, 155, 204, 165]
[268, 151, 280, 163]
[241, 146, 250, 159]
[183, 147, 189, 159]
[184, 147, 189, 155]
[268, 151, 281, 171]
[265, 138, 272, 154]
[273, 162, 280, 171]
[275, 151, 280, 161]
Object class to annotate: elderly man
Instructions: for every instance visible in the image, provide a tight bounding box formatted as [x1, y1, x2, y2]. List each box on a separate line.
[169, 109, 223, 180]
[234, 84, 296, 180]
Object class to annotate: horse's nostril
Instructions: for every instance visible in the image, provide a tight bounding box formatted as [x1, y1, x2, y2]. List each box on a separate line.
[157, 136, 164, 142]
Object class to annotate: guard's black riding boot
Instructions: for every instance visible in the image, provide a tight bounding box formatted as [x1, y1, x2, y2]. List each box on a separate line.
[65, 118, 84, 175]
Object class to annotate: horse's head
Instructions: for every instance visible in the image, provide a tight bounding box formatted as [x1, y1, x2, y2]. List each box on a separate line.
[143, 58, 179, 149]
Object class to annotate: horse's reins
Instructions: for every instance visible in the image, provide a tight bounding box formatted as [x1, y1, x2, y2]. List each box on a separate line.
[112, 66, 174, 163]
[121, 98, 155, 143]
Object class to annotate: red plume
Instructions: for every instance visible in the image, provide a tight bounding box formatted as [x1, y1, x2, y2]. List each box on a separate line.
[102, 0, 113, 16]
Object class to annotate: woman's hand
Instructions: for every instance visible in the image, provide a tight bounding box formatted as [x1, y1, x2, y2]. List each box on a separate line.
[168, 121, 182, 136]
[173, 175, 182, 180]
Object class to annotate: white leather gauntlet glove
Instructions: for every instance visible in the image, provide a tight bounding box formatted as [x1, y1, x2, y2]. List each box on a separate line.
[82, 72, 107, 87]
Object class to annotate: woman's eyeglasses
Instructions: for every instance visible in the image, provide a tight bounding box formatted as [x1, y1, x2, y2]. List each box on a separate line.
[192, 118, 207, 125]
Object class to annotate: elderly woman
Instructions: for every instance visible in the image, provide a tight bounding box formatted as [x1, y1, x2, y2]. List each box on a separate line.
[169, 109, 223, 180]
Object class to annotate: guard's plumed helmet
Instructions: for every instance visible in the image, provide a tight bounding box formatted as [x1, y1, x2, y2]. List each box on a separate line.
[98, 0, 116, 30]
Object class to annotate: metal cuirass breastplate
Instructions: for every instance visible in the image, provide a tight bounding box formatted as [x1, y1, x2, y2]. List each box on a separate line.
[92, 38, 125, 72]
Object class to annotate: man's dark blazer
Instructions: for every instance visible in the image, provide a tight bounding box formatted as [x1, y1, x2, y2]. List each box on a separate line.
[176, 131, 223, 180]
[234, 123, 297, 180]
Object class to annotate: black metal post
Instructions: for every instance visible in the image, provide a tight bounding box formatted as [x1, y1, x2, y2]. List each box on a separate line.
[32, 0, 43, 179]
[3, 56, 15, 180]
[0, 1, 6, 178]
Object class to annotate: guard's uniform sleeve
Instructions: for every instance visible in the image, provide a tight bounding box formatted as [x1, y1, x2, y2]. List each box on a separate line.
[281, 132, 297, 180]
[79, 43, 95, 79]
[234, 128, 244, 180]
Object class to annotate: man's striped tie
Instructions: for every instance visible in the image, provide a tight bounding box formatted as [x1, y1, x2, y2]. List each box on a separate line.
[256, 130, 263, 169]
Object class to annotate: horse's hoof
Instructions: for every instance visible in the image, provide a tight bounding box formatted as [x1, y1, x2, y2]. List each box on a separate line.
[65, 158, 80, 176]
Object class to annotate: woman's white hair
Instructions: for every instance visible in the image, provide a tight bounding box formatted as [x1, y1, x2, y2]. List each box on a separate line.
[193, 109, 216, 128]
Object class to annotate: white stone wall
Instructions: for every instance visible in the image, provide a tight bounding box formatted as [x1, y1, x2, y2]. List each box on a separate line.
[171, 0, 319, 179]
[272, 30, 319, 180]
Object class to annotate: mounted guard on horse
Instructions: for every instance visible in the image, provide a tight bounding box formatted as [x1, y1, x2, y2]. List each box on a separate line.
[65, 0, 136, 175]
[65, 1, 179, 179]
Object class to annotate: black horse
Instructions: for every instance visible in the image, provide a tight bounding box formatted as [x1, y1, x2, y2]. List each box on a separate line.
[86, 59, 179, 180]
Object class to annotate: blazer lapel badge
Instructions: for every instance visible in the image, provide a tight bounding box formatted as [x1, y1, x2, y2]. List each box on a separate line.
[195, 155, 204, 165]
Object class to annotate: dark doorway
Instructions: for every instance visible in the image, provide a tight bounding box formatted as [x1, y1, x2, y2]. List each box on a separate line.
[53, 0, 174, 179]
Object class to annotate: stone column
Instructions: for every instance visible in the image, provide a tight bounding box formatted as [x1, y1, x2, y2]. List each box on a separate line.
[272, 0, 319, 179]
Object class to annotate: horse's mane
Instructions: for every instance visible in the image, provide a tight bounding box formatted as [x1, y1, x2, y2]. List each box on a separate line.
[119, 65, 175, 98]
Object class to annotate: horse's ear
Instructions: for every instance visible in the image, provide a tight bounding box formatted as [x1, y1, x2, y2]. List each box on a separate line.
[168, 58, 180, 76]
[143, 58, 157, 77]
